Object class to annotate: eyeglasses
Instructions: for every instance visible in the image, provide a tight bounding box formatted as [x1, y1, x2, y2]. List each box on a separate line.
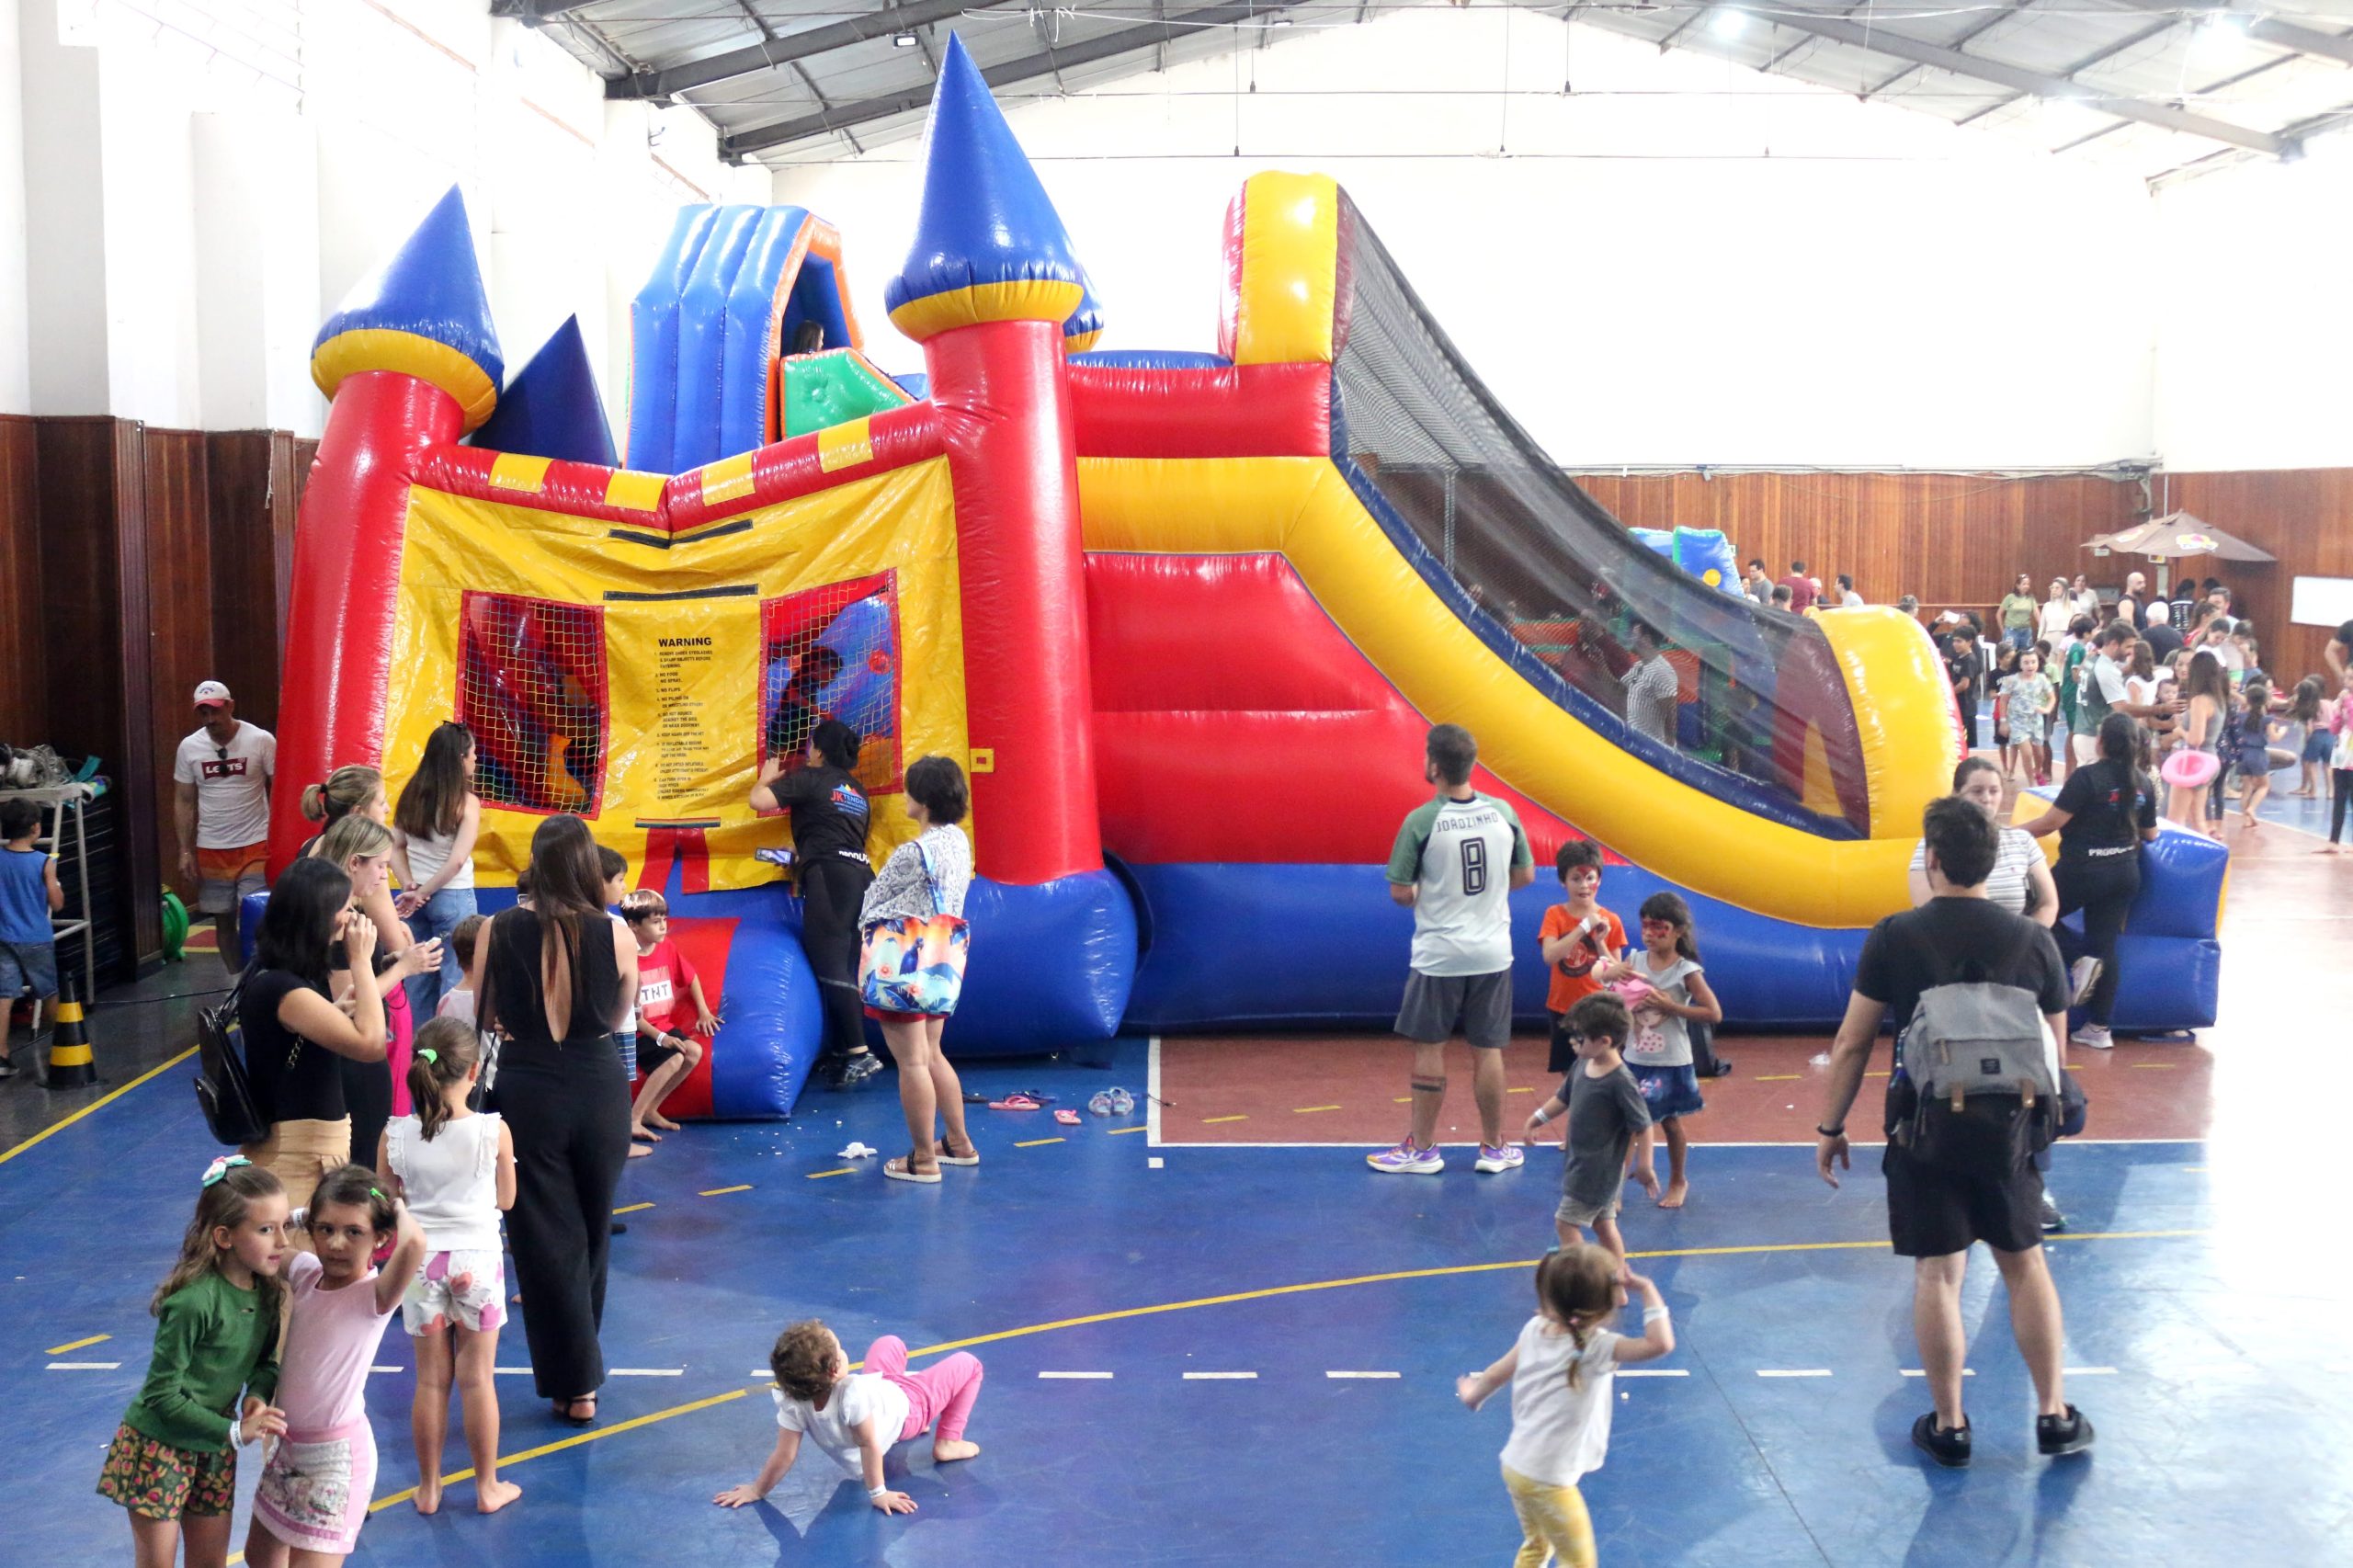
[214, 746, 229, 763]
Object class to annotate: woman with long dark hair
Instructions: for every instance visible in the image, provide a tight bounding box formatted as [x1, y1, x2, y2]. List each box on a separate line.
[392, 722, 482, 1017]
[467, 813, 637, 1426]
[751, 718, 880, 1086]
[240, 858, 389, 1219]
[2018, 712, 2161, 1053]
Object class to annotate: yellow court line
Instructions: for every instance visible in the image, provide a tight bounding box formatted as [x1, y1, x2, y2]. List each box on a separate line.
[699, 1185, 753, 1198]
[805, 1167, 856, 1179]
[1756, 1074, 1802, 1082]
[1508, 1086, 1534, 1095]
[1292, 1105, 1343, 1114]
[1864, 1071, 1892, 1078]
[1014, 1137, 1065, 1148]
[613, 1202, 654, 1215]
[1393, 1095, 1412, 1103]
[320, 1226, 2210, 1526]
[1106, 1125, 1150, 1136]
[47, 1333, 110, 1356]
[0, 1047, 196, 1167]
[2131, 1063, 2177, 1070]
[1202, 1115, 1248, 1124]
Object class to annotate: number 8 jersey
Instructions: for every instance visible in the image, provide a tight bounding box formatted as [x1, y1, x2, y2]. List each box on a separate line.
[1387, 790, 1532, 976]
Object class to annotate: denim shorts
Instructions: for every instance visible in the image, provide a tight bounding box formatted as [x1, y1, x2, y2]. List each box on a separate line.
[0, 940, 59, 1001]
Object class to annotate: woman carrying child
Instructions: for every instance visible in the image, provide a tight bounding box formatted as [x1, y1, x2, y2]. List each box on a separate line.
[1456, 1246, 1676, 1568]
[381, 1017, 520, 1515]
[241, 1165, 425, 1568]
[1597, 892, 1721, 1210]
[97, 1159, 291, 1568]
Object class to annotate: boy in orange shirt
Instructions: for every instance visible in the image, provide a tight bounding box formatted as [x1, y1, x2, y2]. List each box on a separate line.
[1537, 840, 1625, 1074]
[621, 890, 717, 1151]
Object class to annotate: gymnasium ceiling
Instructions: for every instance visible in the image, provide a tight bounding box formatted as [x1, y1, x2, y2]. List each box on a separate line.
[508, 1, 2353, 184]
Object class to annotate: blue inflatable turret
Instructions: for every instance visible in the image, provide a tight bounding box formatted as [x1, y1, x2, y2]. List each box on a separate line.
[472, 316, 616, 467]
[311, 187, 504, 433]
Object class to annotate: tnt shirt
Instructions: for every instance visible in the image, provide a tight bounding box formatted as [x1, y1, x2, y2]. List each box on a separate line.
[1387, 791, 1531, 977]
[174, 722, 275, 848]
[634, 937, 701, 1037]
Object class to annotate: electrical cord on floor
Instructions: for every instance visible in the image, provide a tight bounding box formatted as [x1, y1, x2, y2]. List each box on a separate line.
[88, 986, 234, 1007]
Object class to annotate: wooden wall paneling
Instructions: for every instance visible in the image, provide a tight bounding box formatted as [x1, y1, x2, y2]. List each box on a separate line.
[144, 429, 213, 908]
[205, 430, 292, 733]
[0, 415, 44, 744]
[2147, 469, 2353, 689]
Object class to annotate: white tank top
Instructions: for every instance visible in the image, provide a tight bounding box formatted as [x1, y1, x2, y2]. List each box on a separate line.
[385, 1112, 503, 1253]
[402, 824, 475, 891]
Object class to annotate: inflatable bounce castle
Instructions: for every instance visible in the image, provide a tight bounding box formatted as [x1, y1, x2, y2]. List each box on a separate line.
[258, 36, 2226, 1118]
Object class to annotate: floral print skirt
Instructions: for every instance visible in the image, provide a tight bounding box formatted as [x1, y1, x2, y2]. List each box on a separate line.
[96, 1422, 235, 1520]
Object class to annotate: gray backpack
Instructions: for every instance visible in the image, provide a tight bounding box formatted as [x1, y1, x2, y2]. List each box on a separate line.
[1890, 922, 2062, 1170]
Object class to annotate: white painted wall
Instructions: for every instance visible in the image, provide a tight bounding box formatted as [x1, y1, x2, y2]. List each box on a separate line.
[17, 0, 109, 416]
[2151, 140, 2353, 472]
[776, 11, 2163, 472]
[0, 0, 30, 415]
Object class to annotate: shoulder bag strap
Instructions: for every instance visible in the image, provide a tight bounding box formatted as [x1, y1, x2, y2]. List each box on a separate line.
[913, 835, 942, 915]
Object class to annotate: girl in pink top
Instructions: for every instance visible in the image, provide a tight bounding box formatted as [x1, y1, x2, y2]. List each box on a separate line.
[241, 1165, 424, 1568]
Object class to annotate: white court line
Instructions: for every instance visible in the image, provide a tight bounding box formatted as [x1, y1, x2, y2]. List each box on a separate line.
[494, 1367, 532, 1374]
[1900, 1369, 1975, 1377]
[1038, 1370, 1114, 1380]
[1616, 1369, 1688, 1378]
[1146, 1036, 1163, 1147]
[47, 1361, 121, 1370]
[371, 1365, 403, 1374]
[1757, 1369, 1834, 1378]
[2065, 1367, 2120, 1375]
[1148, 1156, 1165, 1170]
[608, 1368, 685, 1376]
[1326, 1370, 1401, 1380]
[1183, 1371, 1258, 1380]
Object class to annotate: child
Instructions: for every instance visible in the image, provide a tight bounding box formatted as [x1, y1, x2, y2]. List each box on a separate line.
[1536, 840, 1625, 1075]
[1525, 993, 1652, 1260]
[2325, 699, 2353, 857]
[381, 1017, 519, 1516]
[622, 890, 716, 1150]
[0, 797, 63, 1080]
[1598, 892, 1722, 1210]
[1991, 642, 2020, 778]
[98, 1159, 291, 1568]
[2233, 675, 2280, 828]
[597, 846, 636, 1084]
[434, 915, 486, 1026]
[1456, 1247, 1676, 1568]
[2288, 676, 2328, 798]
[242, 1165, 424, 1568]
[2001, 649, 2057, 787]
[715, 1319, 983, 1514]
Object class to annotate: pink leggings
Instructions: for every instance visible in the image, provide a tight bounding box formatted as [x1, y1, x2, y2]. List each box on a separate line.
[863, 1335, 983, 1445]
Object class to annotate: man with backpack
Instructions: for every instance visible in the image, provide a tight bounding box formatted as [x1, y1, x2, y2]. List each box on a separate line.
[1813, 796, 2094, 1470]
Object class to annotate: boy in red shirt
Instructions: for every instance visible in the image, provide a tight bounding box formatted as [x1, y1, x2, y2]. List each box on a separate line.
[1536, 839, 1625, 1074]
[621, 891, 717, 1150]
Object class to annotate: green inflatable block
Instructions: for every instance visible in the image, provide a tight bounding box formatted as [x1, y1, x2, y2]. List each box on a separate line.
[780, 349, 913, 439]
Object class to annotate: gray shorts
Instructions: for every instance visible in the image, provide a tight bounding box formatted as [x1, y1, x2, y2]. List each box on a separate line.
[1556, 1190, 1621, 1228]
[1395, 969, 1513, 1051]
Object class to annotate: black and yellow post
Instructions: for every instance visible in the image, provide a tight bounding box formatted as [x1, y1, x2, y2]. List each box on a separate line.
[41, 977, 97, 1089]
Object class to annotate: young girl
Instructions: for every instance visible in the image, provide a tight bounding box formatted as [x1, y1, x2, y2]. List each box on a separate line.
[2233, 675, 2281, 828]
[1598, 893, 1722, 1210]
[2287, 676, 2328, 798]
[2168, 651, 2232, 838]
[2001, 648, 2057, 786]
[392, 721, 482, 1017]
[381, 1017, 520, 1516]
[860, 756, 978, 1184]
[715, 1318, 983, 1513]
[242, 1165, 425, 1568]
[1456, 1247, 1676, 1568]
[99, 1159, 291, 1568]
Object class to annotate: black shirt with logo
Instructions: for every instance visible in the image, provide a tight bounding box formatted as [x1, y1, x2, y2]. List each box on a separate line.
[2052, 757, 2158, 858]
[771, 765, 872, 866]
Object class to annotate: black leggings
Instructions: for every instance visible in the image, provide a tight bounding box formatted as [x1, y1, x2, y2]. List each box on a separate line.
[2052, 853, 2140, 1027]
[2334, 768, 2353, 844]
[496, 1040, 631, 1401]
[800, 857, 875, 1059]
[340, 1056, 392, 1179]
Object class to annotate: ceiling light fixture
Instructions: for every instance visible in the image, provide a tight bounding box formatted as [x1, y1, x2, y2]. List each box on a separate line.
[1711, 8, 1748, 40]
[892, 31, 918, 47]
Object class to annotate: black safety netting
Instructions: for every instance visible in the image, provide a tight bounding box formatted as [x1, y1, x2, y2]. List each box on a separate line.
[1330, 199, 1872, 837]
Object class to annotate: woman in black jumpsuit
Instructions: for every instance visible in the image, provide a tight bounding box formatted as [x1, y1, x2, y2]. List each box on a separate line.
[752, 719, 877, 1085]
[471, 813, 637, 1425]
[2017, 710, 2161, 1051]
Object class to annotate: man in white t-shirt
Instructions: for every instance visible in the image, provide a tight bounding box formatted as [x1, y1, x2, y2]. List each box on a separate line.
[1370, 724, 1535, 1176]
[173, 680, 275, 947]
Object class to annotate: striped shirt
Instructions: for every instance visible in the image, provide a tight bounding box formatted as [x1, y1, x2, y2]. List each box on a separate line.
[1908, 826, 2041, 917]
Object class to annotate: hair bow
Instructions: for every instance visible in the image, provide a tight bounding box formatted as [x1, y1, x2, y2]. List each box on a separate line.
[200, 1154, 251, 1188]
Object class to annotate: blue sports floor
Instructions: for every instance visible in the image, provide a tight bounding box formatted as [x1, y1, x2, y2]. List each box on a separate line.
[7, 1030, 2350, 1568]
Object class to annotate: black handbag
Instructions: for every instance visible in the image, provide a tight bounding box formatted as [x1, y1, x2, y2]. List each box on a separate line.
[192, 976, 266, 1147]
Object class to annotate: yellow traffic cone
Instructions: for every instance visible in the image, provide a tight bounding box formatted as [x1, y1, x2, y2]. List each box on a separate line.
[41, 976, 98, 1089]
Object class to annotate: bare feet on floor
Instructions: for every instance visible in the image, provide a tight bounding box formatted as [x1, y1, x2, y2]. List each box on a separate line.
[627, 1141, 652, 1158]
[631, 1124, 660, 1142]
[414, 1476, 442, 1516]
[932, 1438, 981, 1462]
[649, 1112, 682, 1131]
[477, 1477, 522, 1514]
[1658, 1180, 1689, 1210]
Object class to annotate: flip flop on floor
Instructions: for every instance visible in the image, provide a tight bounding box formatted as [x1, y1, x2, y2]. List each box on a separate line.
[988, 1094, 1044, 1111]
[1054, 1108, 1081, 1126]
[883, 1155, 942, 1183]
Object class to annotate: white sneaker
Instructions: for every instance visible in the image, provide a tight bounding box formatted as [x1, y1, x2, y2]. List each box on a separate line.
[2067, 958, 2103, 1007]
[2070, 1023, 2114, 1050]
[1474, 1143, 1524, 1174]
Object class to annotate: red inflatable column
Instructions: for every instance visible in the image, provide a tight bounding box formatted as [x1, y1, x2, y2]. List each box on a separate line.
[924, 319, 1101, 885]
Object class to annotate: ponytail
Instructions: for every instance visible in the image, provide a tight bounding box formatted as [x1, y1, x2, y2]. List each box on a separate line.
[407, 1017, 482, 1141]
[1533, 1247, 1618, 1393]
[301, 764, 384, 826]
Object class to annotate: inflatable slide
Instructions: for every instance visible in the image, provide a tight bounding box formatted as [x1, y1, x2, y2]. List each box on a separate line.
[256, 35, 2223, 1119]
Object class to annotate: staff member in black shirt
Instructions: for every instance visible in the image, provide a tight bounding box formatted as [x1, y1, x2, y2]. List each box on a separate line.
[2017, 712, 2161, 1052]
[1944, 625, 1985, 734]
[753, 719, 881, 1087]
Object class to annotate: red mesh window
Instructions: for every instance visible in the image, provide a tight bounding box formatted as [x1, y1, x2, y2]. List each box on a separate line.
[760, 571, 902, 796]
[457, 592, 609, 816]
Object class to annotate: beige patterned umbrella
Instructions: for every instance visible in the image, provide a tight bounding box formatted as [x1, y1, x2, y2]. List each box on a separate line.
[2088, 512, 2273, 562]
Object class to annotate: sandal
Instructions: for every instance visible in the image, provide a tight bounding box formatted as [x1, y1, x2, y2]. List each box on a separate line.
[883, 1155, 942, 1184]
[988, 1094, 1043, 1111]
[554, 1396, 597, 1427]
[1054, 1108, 1081, 1126]
[939, 1139, 982, 1166]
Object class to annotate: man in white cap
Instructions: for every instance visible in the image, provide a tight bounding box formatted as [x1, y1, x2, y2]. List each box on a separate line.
[173, 682, 275, 949]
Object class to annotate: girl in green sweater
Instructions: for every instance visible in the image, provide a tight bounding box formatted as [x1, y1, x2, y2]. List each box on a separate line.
[97, 1158, 294, 1567]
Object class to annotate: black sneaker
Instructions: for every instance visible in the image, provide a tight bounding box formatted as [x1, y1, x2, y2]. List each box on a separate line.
[2037, 1405, 2095, 1457]
[836, 1051, 883, 1088]
[2040, 1194, 2067, 1233]
[0, 1055, 17, 1080]
[1912, 1412, 1972, 1468]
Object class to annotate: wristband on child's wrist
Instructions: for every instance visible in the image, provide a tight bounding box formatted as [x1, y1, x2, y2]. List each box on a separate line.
[1530, 1107, 1551, 1125]
[869, 1484, 889, 1500]
[1641, 1305, 1670, 1324]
